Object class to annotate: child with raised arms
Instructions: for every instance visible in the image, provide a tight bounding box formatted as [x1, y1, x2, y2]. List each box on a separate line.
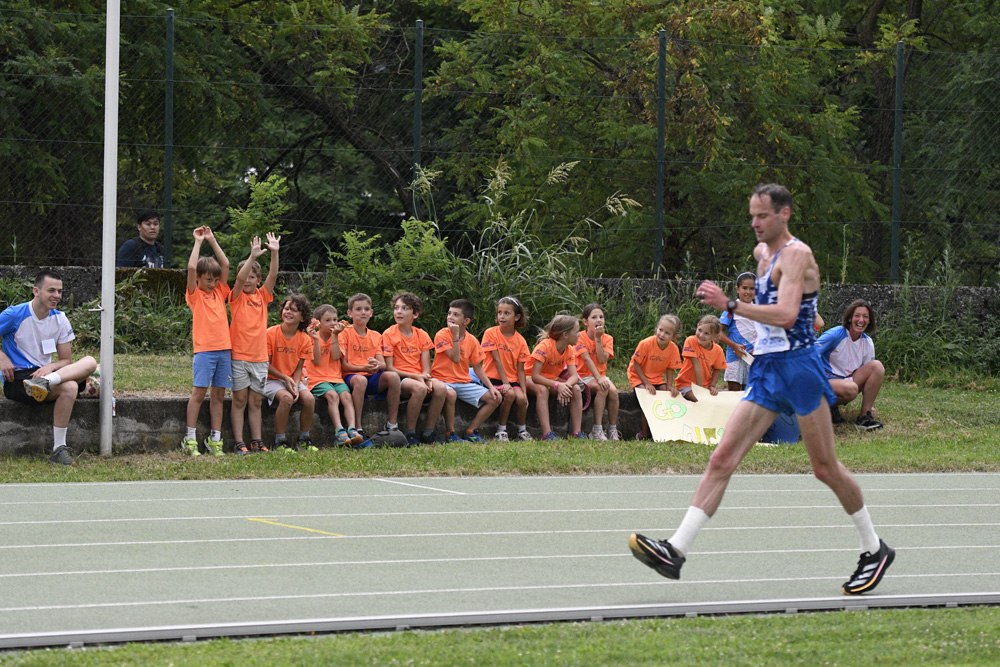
[719, 271, 756, 391]
[676, 315, 727, 403]
[181, 226, 231, 456]
[480, 296, 531, 442]
[525, 314, 584, 441]
[228, 233, 279, 455]
[339, 293, 401, 439]
[265, 293, 317, 451]
[576, 303, 621, 441]
[382, 291, 448, 446]
[628, 314, 682, 440]
[305, 304, 364, 447]
[430, 299, 501, 443]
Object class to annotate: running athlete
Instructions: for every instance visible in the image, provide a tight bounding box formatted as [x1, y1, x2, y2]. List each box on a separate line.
[628, 183, 895, 595]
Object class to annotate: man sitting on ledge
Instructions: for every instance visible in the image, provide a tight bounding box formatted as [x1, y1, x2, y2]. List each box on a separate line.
[0, 270, 98, 465]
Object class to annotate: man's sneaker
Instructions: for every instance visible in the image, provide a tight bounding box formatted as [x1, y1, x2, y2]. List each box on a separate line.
[250, 439, 268, 453]
[462, 430, 485, 444]
[334, 429, 351, 446]
[233, 441, 250, 456]
[204, 438, 224, 456]
[420, 430, 444, 445]
[856, 411, 884, 431]
[590, 427, 608, 441]
[347, 427, 364, 446]
[180, 437, 201, 456]
[628, 533, 685, 580]
[842, 539, 895, 595]
[406, 432, 421, 447]
[48, 445, 76, 466]
[495, 430, 510, 442]
[297, 436, 318, 451]
[23, 377, 50, 402]
[542, 431, 559, 441]
[446, 433, 463, 443]
[607, 427, 622, 441]
[830, 404, 846, 424]
[517, 430, 533, 441]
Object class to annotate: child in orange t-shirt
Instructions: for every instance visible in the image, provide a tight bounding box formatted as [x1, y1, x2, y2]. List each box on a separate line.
[628, 314, 683, 439]
[481, 296, 531, 442]
[182, 226, 231, 457]
[264, 293, 316, 451]
[383, 291, 448, 445]
[576, 302, 620, 442]
[525, 314, 584, 441]
[339, 293, 401, 439]
[676, 315, 727, 402]
[305, 303, 363, 448]
[228, 233, 279, 455]
[430, 299, 501, 443]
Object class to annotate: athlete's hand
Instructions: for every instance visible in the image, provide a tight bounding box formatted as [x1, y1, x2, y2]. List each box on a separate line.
[696, 280, 729, 311]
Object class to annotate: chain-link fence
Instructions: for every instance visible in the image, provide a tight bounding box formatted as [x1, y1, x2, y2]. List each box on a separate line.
[3, 8, 999, 285]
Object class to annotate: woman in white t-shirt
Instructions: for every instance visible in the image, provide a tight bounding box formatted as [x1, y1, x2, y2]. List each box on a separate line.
[817, 299, 885, 430]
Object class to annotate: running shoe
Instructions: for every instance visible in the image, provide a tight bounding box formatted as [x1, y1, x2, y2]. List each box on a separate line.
[572, 431, 587, 439]
[607, 427, 622, 441]
[517, 430, 533, 441]
[48, 445, 76, 466]
[347, 427, 364, 446]
[250, 439, 269, 453]
[334, 428, 351, 446]
[180, 437, 200, 456]
[842, 539, 895, 595]
[446, 433, 464, 443]
[204, 437, 224, 456]
[856, 411, 884, 431]
[233, 441, 250, 456]
[589, 426, 608, 441]
[628, 533, 685, 580]
[297, 436, 318, 451]
[406, 431, 421, 447]
[830, 404, 846, 424]
[274, 441, 297, 453]
[495, 430, 510, 442]
[462, 430, 485, 444]
[542, 431, 559, 441]
[353, 431, 374, 449]
[23, 377, 50, 402]
[420, 430, 444, 445]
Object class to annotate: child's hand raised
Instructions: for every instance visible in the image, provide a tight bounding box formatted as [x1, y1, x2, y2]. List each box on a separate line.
[332, 320, 346, 335]
[265, 232, 281, 253]
[448, 323, 460, 340]
[193, 226, 208, 240]
[306, 318, 320, 338]
[249, 236, 264, 259]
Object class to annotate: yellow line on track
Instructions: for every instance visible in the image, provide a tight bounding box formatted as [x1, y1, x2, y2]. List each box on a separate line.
[248, 518, 345, 537]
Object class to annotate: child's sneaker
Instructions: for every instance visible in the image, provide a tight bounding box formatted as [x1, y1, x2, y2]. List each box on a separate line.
[180, 437, 200, 456]
[420, 430, 444, 444]
[572, 431, 587, 439]
[297, 436, 318, 451]
[517, 430, 533, 441]
[462, 430, 485, 444]
[204, 437, 224, 456]
[607, 427, 622, 441]
[495, 430, 510, 442]
[334, 428, 351, 447]
[48, 445, 76, 466]
[233, 441, 250, 456]
[589, 426, 608, 441]
[385, 422, 400, 432]
[347, 427, 364, 446]
[275, 441, 297, 454]
[353, 430, 374, 449]
[542, 431, 559, 441]
[446, 432, 463, 443]
[250, 439, 268, 453]
[406, 431, 421, 447]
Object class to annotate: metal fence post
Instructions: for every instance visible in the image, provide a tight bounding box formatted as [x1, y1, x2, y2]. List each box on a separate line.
[412, 19, 423, 220]
[655, 30, 666, 276]
[163, 8, 175, 264]
[890, 40, 904, 283]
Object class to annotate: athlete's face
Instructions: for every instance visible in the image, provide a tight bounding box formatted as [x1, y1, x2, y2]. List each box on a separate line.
[33, 278, 63, 311]
[849, 306, 870, 338]
[749, 194, 789, 244]
[737, 278, 756, 303]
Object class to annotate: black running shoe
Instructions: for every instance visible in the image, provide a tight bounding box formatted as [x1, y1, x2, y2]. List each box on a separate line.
[48, 446, 76, 466]
[830, 404, 845, 424]
[629, 533, 685, 580]
[842, 539, 895, 595]
[856, 411, 884, 431]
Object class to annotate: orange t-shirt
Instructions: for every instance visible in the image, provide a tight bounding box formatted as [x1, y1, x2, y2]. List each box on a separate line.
[338, 326, 383, 376]
[525, 337, 578, 381]
[676, 335, 728, 390]
[266, 325, 314, 380]
[228, 285, 273, 362]
[627, 336, 681, 387]
[431, 328, 484, 384]
[186, 282, 232, 353]
[575, 332, 614, 379]
[480, 326, 530, 383]
[382, 324, 434, 376]
[304, 331, 343, 389]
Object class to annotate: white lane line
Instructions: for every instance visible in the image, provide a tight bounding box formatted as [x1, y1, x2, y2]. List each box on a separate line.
[374, 479, 465, 495]
[4, 573, 1000, 613]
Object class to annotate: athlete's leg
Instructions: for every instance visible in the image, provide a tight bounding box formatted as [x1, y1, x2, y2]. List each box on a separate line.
[798, 403, 864, 514]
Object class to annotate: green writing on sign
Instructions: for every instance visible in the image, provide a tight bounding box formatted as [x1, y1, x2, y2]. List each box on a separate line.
[652, 400, 686, 420]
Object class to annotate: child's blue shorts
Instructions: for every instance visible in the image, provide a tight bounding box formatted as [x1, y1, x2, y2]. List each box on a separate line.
[343, 371, 388, 400]
[192, 349, 233, 389]
[743, 346, 836, 417]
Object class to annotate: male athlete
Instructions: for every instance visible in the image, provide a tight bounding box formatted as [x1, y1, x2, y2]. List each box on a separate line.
[629, 183, 894, 595]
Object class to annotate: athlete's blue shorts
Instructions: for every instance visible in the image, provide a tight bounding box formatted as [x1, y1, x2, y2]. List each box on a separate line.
[743, 346, 836, 417]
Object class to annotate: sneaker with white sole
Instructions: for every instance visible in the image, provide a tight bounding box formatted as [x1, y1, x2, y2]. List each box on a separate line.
[856, 411, 884, 431]
[842, 539, 895, 595]
[589, 427, 608, 441]
[495, 430, 510, 442]
[629, 533, 685, 580]
[607, 427, 622, 441]
[204, 438, 224, 456]
[23, 377, 51, 402]
[517, 430, 533, 441]
[180, 437, 200, 456]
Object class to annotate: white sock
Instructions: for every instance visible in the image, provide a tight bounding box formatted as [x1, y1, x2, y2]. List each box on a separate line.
[668, 506, 710, 556]
[53, 426, 67, 452]
[517, 424, 527, 433]
[496, 424, 507, 433]
[850, 506, 881, 554]
[609, 424, 618, 431]
[210, 430, 222, 442]
[387, 422, 398, 431]
[592, 424, 604, 433]
[186, 427, 197, 441]
[44, 372, 63, 387]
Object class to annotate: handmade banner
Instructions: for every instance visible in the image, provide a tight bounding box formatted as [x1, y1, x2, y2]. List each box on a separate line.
[635, 385, 799, 445]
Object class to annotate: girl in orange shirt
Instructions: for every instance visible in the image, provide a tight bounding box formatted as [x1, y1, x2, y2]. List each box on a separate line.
[576, 303, 620, 441]
[628, 314, 682, 439]
[525, 314, 584, 441]
[676, 315, 727, 402]
[481, 297, 531, 442]
[264, 294, 316, 451]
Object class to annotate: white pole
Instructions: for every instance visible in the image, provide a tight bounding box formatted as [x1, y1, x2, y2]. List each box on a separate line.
[99, 0, 121, 457]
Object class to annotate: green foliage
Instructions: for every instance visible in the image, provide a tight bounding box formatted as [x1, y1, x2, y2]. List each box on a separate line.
[217, 174, 291, 262]
[0, 277, 32, 311]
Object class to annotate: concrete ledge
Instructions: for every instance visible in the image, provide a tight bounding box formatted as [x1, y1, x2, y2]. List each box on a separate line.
[0, 393, 646, 456]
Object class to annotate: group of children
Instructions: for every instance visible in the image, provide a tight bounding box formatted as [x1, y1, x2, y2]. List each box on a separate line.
[181, 229, 760, 454]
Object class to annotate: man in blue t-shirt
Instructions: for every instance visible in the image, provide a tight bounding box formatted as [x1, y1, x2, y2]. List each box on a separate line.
[0, 270, 98, 465]
[116, 208, 165, 268]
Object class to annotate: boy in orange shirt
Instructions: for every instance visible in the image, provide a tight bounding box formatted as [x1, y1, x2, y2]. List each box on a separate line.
[676, 315, 728, 402]
[228, 233, 279, 455]
[182, 226, 231, 456]
[382, 291, 448, 446]
[339, 293, 401, 439]
[430, 299, 501, 443]
[305, 304, 364, 448]
[628, 314, 683, 440]
[265, 294, 316, 452]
